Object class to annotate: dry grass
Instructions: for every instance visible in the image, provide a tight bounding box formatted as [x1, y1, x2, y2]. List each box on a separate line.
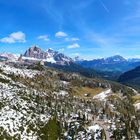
[107, 94, 121, 100]
[132, 95, 140, 103]
[73, 86, 104, 98]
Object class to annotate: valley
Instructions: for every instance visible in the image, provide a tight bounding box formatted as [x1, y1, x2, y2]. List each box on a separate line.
[1, 0, 140, 139]
[0, 60, 139, 139]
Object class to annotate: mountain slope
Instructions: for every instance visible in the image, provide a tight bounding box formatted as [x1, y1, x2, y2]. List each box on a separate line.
[45, 62, 99, 78]
[118, 65, 140, 88]
[0, 62, 139, 139]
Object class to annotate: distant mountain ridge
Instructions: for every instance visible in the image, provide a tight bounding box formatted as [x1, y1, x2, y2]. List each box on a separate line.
[105, 55, 127, 63]
[76, 55, 128, 65]
[0, 53, 18, 61]
[1, 47, 140, 80]
[76, 55, 140, 73]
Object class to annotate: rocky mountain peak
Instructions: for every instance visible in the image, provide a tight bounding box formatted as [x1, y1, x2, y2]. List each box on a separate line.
[24, 45, 47, 59]
[23, 45, 73, 65]
[47, 48, 54, 52]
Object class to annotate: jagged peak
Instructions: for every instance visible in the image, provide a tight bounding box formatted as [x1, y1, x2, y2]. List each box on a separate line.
[29, 45, 42, 50]
[23, 45, 73, 65]
[47, 48, 53, 51]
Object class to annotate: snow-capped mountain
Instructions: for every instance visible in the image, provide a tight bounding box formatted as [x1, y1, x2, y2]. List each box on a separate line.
[105, 55, 127, 63]
[46, 48, 56, 58]
[76, 55, 140, 73]
[74, 56, 84, 61]
[23, 45, 73, 65]
[46, 48, 73, 65]
[0, 53, 18, 61]
[76, 55, 127, 64]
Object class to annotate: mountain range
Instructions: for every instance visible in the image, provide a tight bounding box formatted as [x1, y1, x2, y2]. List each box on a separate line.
[1, 46, 140, 71]
[76, 55, 140, 73]
[23, 45, 73, 65]
[1, 45, 140, 83]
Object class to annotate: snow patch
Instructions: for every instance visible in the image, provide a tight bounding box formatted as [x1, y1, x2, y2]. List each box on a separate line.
[58, 90, 68, 96]
[93, 89, 112, 100]
[134, 102, 140, 110]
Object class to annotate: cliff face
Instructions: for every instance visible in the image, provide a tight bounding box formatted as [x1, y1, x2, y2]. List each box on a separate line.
[24, 45, 47, 59]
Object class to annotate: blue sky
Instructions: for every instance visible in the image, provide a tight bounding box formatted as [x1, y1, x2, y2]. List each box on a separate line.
[0, 0, 140, 59]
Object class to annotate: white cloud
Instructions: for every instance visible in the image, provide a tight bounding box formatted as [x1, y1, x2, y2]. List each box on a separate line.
[67, 43, 80, 49]
[0, 31, 26, 43]
[65, 37, 80, 42]
[0, 37, 15, 43]
[38, 35, 50, 41]
[55, 31, 68, 38]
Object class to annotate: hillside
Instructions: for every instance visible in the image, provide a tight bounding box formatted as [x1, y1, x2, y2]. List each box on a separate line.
[45, 62, 123, 81]
[45, 62, 99, 78]
[0, 61, 139, 139]
[118, 66, 140, 88]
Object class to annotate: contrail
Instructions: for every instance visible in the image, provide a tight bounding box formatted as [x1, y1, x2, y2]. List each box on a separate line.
[99, 0, 110, 13]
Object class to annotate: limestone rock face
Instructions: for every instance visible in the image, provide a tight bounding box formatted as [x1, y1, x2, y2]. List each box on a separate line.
[24, 45, 47, 59]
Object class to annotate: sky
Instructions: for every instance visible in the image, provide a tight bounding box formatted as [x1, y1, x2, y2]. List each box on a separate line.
[0, 0, 140, 59]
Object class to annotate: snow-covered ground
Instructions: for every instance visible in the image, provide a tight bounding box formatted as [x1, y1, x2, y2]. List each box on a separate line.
[0, 79, 51, 139]
[22, 56, 56, 63]
[93, 89, 112, 100]
[88, 124, 102, 140]
[0, 62, 139, 140]
[0, 62, 39, 78]
[134, 102, 140, 110]
[0, 65, 49, 139]
[58, 90, 68, 96]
